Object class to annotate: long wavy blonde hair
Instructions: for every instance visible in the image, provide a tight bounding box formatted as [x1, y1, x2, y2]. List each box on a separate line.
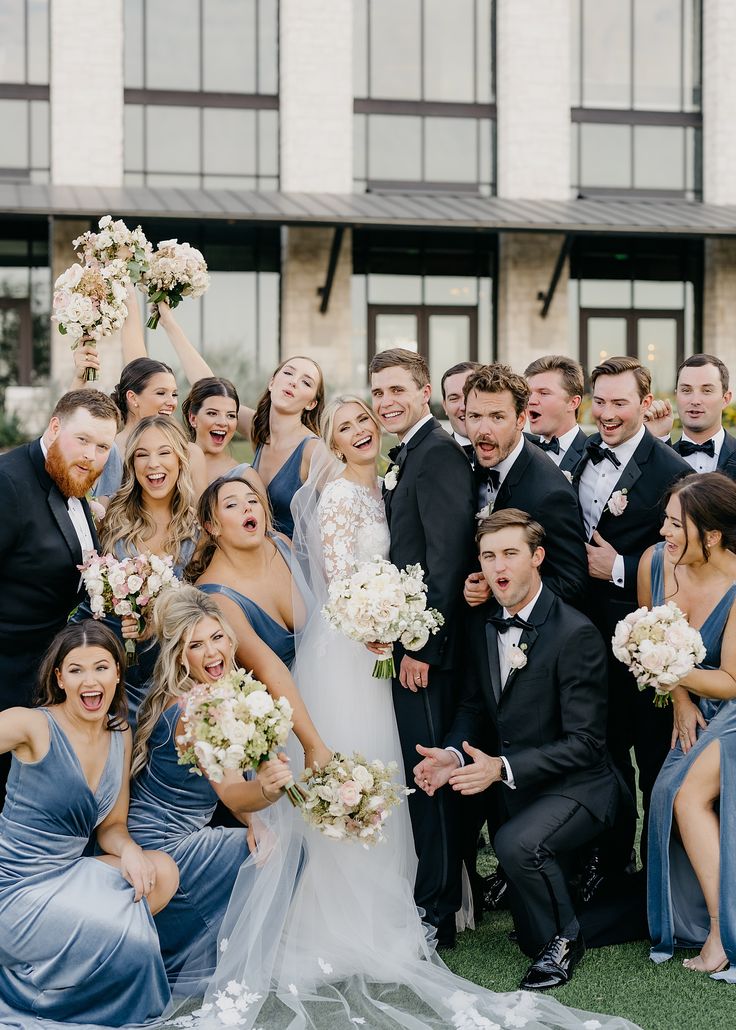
[101, 415, 198, 567]
[131, 585, 237, 778]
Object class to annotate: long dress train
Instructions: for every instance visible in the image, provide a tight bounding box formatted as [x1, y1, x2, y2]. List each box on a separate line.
[647, 541, 736, 980]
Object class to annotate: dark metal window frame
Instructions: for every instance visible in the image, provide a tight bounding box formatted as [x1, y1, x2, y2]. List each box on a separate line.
[0, 0, 50, 181]
[579, 306, 685, 384]
[367, 303, 479, 366]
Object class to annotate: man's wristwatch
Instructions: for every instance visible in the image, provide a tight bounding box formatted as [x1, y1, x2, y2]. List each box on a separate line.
[498, 759, 508, 782]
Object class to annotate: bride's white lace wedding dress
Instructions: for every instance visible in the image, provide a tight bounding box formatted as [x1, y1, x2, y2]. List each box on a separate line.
[177, 474, 640, 1030]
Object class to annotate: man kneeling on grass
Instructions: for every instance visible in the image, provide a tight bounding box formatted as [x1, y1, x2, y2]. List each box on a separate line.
[414, 508, 625, 990]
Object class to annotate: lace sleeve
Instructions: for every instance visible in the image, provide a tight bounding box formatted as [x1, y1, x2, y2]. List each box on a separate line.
[318, 480, 360, 584]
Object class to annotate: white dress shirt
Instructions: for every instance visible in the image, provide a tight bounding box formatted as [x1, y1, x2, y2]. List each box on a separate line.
[539, 425, 581, 468]
[453, 430, 472, 449]
[578, 425, 645, 589]
[400, 412, 434, 447]
[448, 582, 543, 789]
[40, 438, 95, 557]
[679, 427, 724, 474]
[477, 433, 525, 512]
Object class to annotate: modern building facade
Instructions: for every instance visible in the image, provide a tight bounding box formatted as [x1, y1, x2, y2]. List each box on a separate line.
[2, 0, 736, 429]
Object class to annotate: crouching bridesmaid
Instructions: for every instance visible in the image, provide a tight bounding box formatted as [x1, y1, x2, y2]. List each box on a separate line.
[0, 621, 178, 1028]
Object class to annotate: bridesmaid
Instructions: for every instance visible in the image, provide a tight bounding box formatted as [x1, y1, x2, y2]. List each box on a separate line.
[181, 375, 264, 487]
[643, 473, 736, 978]
[75, 415, 200, 729]
[153, 302, 325, 536]
[127, 586, 295, 986]
[191, 476, 330, 770]
[0, 621, 177, 1027]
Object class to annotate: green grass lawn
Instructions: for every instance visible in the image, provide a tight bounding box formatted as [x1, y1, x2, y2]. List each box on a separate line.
[443, 847, 736, 1030]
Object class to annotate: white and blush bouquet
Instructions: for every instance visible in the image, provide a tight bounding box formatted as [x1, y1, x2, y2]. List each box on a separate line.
[143, 238, 210, 329]
[73, 214, 152, 285]
[612, 601, 706, 707]
[176, 668, 302, 804]
[300, 752, 412, 846]
[53, 261, 129, 380]
[79, 551, 180, 662]
[323, 557, 444, 678]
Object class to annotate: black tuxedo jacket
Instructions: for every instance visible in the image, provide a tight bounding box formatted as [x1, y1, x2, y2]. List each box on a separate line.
[384, 417, 476, 668]
[447, 585, 619, 822]
[573, 430, 691, 631]
[525, 426, 588, 473]
[0, 439, 99, 706]
[489, 439, 588, 609]
[672, 429, 736, 481]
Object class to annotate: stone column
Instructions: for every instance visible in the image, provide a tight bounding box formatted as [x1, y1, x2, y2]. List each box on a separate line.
[495, 0, 572, 365]
[279, 0, 354, 386]
[703, 239, 736, 369]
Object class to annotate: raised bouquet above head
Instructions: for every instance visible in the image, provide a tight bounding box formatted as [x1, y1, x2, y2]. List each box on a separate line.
[52, 261, 129, 381]
[323, 557, 444, 678]
[73, 214, 153, 285]
[143, 238, 210, 329]
[300, 751, 413, 846]
[176, 667, 303, 805]
[612, 601, 706, 707]
[78, 551, 180, 663]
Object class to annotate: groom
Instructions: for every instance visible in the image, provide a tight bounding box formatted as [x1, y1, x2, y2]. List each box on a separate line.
[370, 347, 476, 946]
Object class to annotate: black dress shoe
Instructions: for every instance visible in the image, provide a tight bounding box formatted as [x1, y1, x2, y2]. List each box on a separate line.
[436, 912, 456, 951]
[519, 934, 586, 991]
[482, 869, 509, 911]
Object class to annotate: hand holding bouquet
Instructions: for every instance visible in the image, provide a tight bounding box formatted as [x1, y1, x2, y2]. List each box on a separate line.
[73, 215, 152, 285]
[143, 238, 210, 329]
[53, 261, 129, 381]
[176, 668, 303, 805]
[79, 551, 180, 663]
[300, 752, 413, 846]
[323, 557, 444, 678]
[612, 601, 706, 706]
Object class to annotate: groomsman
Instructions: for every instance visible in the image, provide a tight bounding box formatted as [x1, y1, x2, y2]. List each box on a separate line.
[441, 361, 480, 461]
[573, 356, 690, 861]
[672, 355, 736, 477]
[369, 347, 476, 947]
[463, 364, 588, 610]
[524, 355, 589, 472]
[414, 509, 621, 989]
[0, 390, 119, 798]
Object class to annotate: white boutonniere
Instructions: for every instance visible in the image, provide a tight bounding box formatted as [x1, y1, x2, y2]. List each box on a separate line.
[476, 502, 494, 520]
[561, 470, 573, 483]
[605, 488, 628, 517]
[507, 642, 528, 670]
[384, 465, 400, 491]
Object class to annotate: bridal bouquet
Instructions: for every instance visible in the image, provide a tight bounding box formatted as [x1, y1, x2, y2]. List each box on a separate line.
[79, 551, 180, 662]
[143, 238, 210, 329]
[73, 215, 152, 285]
[52, 261, 129, 381]
[323, 557, 444, 678]
[612, 602, 706, 707]
[300, 752, 413, 846]
[176, 668, 303, 805]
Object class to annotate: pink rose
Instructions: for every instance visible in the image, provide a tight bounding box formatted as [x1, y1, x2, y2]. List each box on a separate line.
[338, 781, 361, 808]
[607, 489, 628, 517]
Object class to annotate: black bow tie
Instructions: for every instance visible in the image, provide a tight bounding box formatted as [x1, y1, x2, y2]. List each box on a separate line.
[586, 441, 621, 468]
[489, 613, 533, 634]
[387, 443, 405, 464]
[536, 436, 560, 455]
[477, 467, 500, 491]
[679, 439, 715, 458]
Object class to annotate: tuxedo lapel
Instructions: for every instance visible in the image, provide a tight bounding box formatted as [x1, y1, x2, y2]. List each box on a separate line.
[383, 418, 439, 521]
[83, 498, 101, 551]
[499, 587, 554, 698]
[560, 428, 588, 473]
[484, 621, 502, 705]
[47, 489, 83, 565]
[494, 440, 531, 509]
[718, 432, 736, 472]
[502, 624, 539, 696]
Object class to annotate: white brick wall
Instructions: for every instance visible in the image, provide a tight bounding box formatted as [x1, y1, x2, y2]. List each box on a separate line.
[50, 0, 124, 187]
[279, 0, 353, 193]
[496, 0, 571, 200]
[703, 0, 736, 204]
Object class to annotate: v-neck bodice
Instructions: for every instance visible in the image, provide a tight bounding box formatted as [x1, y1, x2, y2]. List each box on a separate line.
[252, 436, 315, 538]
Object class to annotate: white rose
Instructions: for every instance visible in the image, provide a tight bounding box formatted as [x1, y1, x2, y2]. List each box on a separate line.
[89, 594, 105, 615]
[352, 765, 374, 791]
[507, 644, 528, 670]
[384, 466, 399, 491]
[126, 574, 144, 594]
[245, 690, 274, 718]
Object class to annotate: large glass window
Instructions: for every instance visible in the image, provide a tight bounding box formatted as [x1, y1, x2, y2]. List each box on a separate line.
[571, 0, 701, 198]
[353, 0, 495, 193]
[0, 1, 49, 183]
[123, 0, 279, 190]
[0, 217, 50, 394]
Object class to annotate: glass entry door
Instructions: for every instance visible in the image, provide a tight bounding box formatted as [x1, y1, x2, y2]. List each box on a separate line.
[580, 307, 684, 394]
[368, 304, 477, 407]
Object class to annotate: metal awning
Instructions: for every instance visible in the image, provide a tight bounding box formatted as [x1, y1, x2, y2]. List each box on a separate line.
[3, 182, 736, 237]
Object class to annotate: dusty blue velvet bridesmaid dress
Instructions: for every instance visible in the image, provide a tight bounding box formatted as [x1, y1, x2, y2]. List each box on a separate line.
[0, 710, 170, 1028]
[648, 541, 736, 981]
[127, 704, 249, 989]
[251, 436, 315, 539]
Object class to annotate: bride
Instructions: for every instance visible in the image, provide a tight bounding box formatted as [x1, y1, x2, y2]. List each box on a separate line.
[182, 396, 640, 1030]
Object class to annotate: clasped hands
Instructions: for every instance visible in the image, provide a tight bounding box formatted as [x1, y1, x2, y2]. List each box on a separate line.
[413, 741, 503, 796]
